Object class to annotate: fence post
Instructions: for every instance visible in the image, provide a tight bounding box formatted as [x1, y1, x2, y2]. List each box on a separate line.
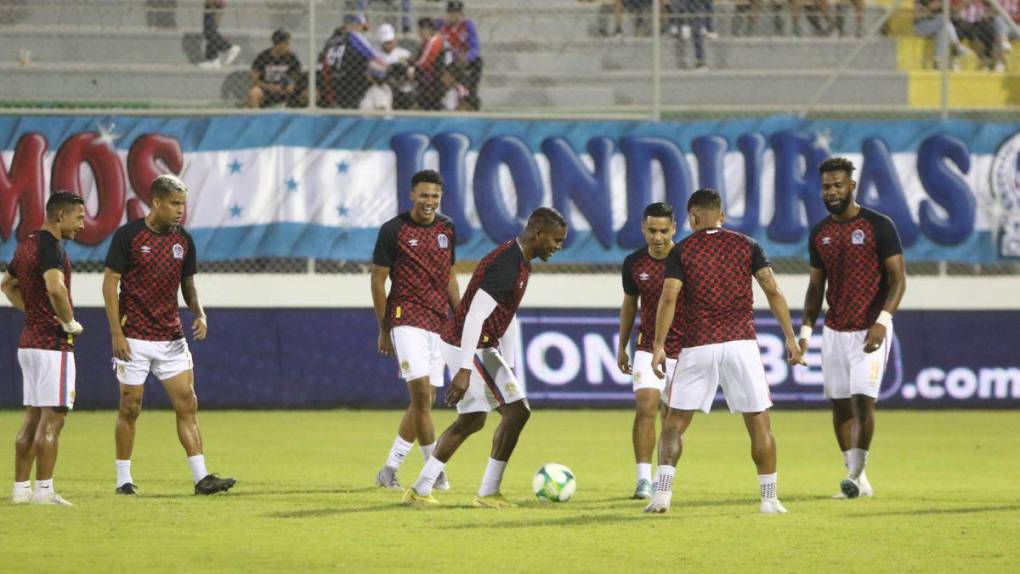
[652, 0, 661, 121]
[308, 0, 318, 111]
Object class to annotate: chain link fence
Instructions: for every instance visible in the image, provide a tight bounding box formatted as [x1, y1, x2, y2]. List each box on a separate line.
[0, 0, 1018, 277]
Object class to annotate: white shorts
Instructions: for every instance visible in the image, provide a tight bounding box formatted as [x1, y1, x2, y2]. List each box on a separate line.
[821, 326, 892, 400]
[391, 326, 445, 387]
[667, 339, 773, 414]
[632, 350, 678, 393]
[113, 338, 193, 386]
[18, 349, 76, 409]
[440, 342, 527, 414]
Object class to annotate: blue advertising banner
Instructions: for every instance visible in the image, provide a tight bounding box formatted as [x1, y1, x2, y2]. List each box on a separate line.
[2, 308, 1017, 409]
[2, 114, 1019, 264]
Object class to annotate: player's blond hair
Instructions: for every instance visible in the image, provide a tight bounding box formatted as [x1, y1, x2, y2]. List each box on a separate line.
[151, 174, 188, 198]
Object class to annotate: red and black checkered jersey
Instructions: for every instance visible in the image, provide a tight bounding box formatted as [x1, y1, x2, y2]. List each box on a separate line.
[104, 219, 196, 341]
[622, 247, 683, 358]
[444, 240, 530, 349]
[8, 230, 74, 352]
[809, 207, 903, 331]
[373, 212, 456, 334]
[665, 227, 770, 348]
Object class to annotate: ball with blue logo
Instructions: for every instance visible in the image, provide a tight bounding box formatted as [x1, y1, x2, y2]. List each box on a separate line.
[532, 463, 576, 502]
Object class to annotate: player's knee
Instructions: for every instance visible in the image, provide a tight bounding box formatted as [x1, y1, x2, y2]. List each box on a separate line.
[118, 401, 142, 422]
[15, 431, 33, 452]
[457, 413, 486, 435]
[174, 394, 199, 417]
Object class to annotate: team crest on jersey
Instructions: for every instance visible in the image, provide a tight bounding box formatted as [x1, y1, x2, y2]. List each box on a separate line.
[172, 244, 185, 259]
[990, 131, 1020, 257]
[437, 233, 449, 249]
[851, 229, 865, 245]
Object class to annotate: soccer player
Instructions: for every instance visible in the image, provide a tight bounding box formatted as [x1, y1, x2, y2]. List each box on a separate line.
[403, 207, 567, 507]
[646, 188, 802, 515]
[103, 174, 235, 496]
[617, 202, 683, 500]
[799, 157, 906, 499]
[372, 170, 460, 490]
[2, 192, 85, 506]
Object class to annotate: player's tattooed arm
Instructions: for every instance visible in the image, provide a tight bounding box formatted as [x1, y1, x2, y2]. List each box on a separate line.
[181, 276, 207, 342]
[754, 267, 804, 366]
[617, 294, 638, 375]
[370, 265, 394, 356]
[1, 272, 25, 311]
[651, 278, 682, 379]
[103, 268, 132, 361]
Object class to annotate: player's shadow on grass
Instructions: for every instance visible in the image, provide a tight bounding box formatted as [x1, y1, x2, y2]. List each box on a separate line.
[268, 502, 454, 519]
[141, 486, 376, 500]
[846, 503, 1020, 518]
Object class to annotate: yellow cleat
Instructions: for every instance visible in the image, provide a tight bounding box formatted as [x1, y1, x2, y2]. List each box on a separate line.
[472, 493, 517, 508]
[402, 488, 439, 506]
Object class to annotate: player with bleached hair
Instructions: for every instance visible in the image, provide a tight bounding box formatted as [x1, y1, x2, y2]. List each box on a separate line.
[800, 157, 906, 499]
[403, 207, 567, 507]
[103, 174, 235, 496]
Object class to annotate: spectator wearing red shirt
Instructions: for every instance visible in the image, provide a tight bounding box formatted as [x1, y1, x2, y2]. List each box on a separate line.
[411, 17, 449, 110]
[441, 1, 483, 110]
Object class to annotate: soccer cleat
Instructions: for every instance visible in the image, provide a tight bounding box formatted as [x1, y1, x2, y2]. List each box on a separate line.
[472, 493, 517, 508]
[12, 487, 32, 504]
[194, 474, 236, 495]
[840, 477, 861, 499]
[631, 479, 653, 500]
[434, 471, 451, 491]
[222, 44, 242, 65]
[858, 472, 874, 497]
[643, 491, 672, 513]
[32, 491, 73, 506]
[116, 483, 138, 495]
[402, 488, 439, 506]
[375, 466, 401, 490]
[760, 499, 788, 514]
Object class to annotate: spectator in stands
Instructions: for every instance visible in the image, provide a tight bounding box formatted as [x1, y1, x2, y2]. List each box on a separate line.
[816, 0, 865, 37]
[992, 0, 1019, 72]
[410, 17, 448, 110]
[440, 67, 472, 111]
[441, 1, 483, 110]
[198, 0, 241, 69]
[376, 23, 416, 109]
[669, 0, 717, 68]
[732, 1, 803, 36]
[248, 28, 307, 108]
[318, 13, 388, 109]
[953, 0, 996, 69]
[914, 0, 970, 69]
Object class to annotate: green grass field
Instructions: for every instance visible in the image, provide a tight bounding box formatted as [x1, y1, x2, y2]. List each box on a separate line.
[1, 409, 1018, 572]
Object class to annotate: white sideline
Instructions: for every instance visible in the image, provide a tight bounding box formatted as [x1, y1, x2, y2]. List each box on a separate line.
[4, 273, 1016, 310]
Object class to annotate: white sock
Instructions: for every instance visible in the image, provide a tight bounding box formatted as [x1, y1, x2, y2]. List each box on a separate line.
[420, 442, 435, 461]
[187, 454, 208, 484]
[412, 456, 446, 497]
[35, 479, 53, 494]
[655, 465, 675, 494]
[116, 459, 133, 487]
[758, 472, 778, 500]
[636, 463, 652, 483]
[478, 458, 507, 497]
[842, 450, 850, 469]
[14, 480, 31, 491]
[847, 448, 868, 479]
[386, 436, 414, 469]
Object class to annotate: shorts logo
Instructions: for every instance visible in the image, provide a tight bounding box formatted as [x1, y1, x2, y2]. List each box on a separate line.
[437, 233, 449, 249]
[634, 372, 642, 383]
[172, 244, 185, 259]
[851, 229, 865, 245]
[400, 360, 410, 374]
[504, 382, 518, 397]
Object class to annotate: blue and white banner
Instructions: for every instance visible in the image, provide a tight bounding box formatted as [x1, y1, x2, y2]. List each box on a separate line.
[2, 113, 1019, 263]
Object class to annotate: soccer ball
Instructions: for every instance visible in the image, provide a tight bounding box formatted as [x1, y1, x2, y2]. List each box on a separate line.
[532, 463, 576, 502]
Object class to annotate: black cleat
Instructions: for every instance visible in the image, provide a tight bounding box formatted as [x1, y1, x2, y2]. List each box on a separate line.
[116, 483, 138, 495]
[194, 473, 236, 495]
